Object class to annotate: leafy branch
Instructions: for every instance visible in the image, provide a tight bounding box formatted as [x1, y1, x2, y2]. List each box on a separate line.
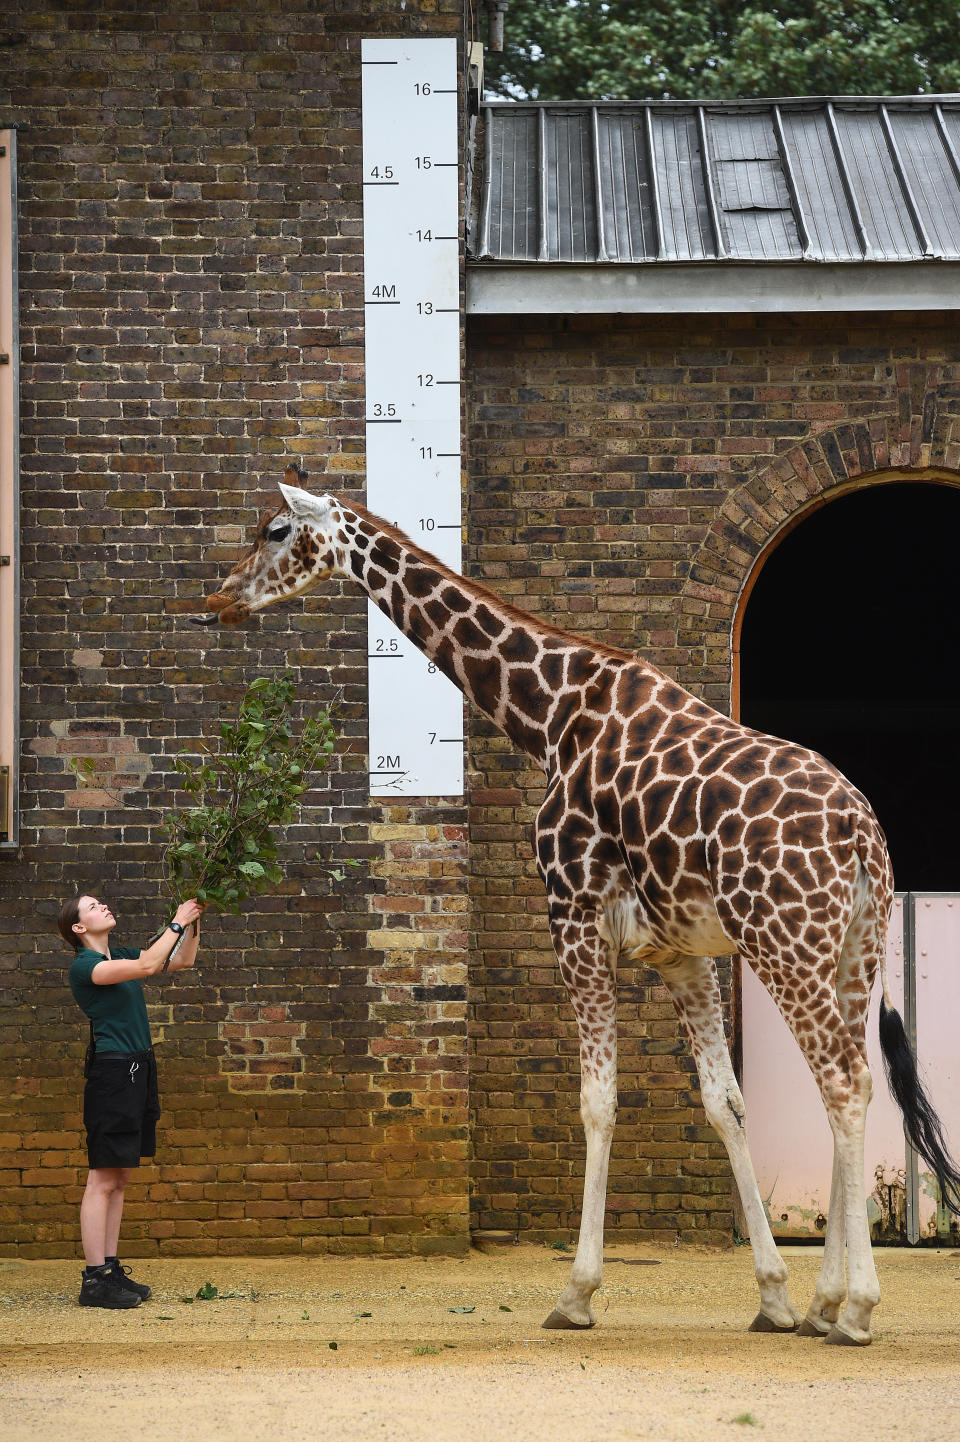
[162, 674, 351, 913]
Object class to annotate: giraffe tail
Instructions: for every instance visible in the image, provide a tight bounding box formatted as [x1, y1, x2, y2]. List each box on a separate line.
[853, 812, 960, 1215]
[878, 1001, 960, 1216]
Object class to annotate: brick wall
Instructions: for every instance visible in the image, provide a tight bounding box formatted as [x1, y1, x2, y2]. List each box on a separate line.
[465, 310, 960, 1245]
[5, 5, 960, 1261]
[0, 0, 470, 1257]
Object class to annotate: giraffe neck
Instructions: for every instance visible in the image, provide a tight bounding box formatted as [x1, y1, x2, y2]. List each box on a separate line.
[338, 501, 625, 766]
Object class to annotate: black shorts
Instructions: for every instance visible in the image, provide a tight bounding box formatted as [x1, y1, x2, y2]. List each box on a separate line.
[83, 1049, 161, 1170]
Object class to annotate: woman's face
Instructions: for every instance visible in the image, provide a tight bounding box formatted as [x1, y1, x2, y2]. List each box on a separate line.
[75, 895, 116, 940]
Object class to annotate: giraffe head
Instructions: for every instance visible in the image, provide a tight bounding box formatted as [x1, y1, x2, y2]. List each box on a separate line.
[195, 466, 347, 626]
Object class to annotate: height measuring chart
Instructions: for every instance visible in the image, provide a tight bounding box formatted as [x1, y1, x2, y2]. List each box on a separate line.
[361, 37, 463, 798]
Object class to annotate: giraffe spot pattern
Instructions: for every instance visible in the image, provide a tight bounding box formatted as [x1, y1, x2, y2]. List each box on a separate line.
[214, 487, 895, 1145]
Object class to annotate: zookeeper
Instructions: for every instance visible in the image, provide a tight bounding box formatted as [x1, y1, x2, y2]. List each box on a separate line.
[59, 892, 204, 1309]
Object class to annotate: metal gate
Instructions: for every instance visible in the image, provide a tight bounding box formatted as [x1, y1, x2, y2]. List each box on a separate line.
[741, 893, 960, 1243]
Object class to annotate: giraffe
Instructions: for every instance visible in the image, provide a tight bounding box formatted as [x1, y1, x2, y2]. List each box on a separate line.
[193, 465, 960, 1346]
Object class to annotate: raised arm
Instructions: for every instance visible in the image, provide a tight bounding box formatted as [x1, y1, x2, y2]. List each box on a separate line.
[163, 914, 201, 973]
[90, 900, 205, 985]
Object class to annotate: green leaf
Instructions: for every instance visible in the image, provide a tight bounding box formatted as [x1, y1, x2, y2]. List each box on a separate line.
[161, 674, 346, 918]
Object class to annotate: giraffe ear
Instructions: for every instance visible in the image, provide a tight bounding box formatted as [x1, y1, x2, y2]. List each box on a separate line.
[278, 480, 324, 518]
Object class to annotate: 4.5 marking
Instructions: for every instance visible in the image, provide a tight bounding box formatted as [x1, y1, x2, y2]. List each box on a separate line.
[366, 164, 398, 186]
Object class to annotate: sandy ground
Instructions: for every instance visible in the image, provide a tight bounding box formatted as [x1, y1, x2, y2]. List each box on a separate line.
[1, 1242, 958, 1442]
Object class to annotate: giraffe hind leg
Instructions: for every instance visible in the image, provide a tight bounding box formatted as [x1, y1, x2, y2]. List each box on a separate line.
[758, 933, 880, 1346]
[657, 953, 801, 1332]
[800, 911, 880, 1340]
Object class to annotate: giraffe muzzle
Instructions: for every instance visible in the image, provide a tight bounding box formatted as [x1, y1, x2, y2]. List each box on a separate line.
[189, 592, 252, 627]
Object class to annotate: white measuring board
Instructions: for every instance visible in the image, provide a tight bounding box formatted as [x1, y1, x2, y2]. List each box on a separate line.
[361, 37, 464, 798]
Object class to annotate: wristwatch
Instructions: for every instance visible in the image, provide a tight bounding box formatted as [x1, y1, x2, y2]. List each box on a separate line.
[168, 921, 185, 936]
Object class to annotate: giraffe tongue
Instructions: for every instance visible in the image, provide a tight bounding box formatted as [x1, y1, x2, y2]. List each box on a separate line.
[187, 593, 251, 626]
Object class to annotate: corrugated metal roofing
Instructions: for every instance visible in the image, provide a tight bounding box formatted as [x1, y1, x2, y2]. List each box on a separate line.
[473, 98, 960, 264]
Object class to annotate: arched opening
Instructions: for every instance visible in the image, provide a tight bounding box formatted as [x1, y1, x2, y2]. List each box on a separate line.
[736, 479, 960, 891]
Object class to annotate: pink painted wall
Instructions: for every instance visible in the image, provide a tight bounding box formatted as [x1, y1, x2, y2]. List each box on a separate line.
[914, 896, 960, 1238]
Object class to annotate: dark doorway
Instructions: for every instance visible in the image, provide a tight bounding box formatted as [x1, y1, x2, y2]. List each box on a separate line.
[738, 481, 960, 891]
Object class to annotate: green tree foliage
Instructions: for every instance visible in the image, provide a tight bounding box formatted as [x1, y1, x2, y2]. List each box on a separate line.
[162, 674, 339, 913]
[485, 1, 960, 100]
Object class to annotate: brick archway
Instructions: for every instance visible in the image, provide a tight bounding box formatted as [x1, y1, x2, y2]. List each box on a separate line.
[730, 464, 960, 719]
[684, 367, 960, 712]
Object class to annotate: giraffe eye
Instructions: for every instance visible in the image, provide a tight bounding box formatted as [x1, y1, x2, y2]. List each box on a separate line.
[267, 524, 292, 543]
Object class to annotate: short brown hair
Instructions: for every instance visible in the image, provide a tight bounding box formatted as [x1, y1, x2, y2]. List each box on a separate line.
[58, 896, 85, 951]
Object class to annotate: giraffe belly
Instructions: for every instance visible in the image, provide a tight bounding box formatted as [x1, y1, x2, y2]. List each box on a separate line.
[601, 890, 734, 962]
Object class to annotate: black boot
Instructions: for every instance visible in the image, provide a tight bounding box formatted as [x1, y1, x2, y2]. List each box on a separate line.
[104, 1257, 152, 1301]
[78, 1264, 141, 1309]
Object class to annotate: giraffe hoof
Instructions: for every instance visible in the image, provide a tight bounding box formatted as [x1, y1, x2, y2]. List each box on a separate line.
[748, 1311, 799, 1334]
[824, 1324, 871, 1347]
[796, 1317, 831, 1338]
[542, 1309, 595, 1330]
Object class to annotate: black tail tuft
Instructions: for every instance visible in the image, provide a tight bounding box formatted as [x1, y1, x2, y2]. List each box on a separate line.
[879, 999, 960, 1215]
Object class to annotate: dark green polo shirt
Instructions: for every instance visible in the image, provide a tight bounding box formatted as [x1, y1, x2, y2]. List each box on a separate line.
[69, 946, 152, 1054]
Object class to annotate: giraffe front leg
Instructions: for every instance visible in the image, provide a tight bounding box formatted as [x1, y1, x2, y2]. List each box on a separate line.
[658, 954, 801, 1332]
[543, 912, 617, 1331]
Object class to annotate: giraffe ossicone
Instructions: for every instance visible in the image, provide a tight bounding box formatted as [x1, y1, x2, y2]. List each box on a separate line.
[196, 466, 960, 1346]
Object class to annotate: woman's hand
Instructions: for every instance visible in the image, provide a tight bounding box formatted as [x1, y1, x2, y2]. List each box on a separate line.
[174, 898, 206, 928]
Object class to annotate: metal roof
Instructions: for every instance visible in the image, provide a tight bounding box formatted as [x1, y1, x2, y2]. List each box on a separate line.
[473, 97, 960, 265]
